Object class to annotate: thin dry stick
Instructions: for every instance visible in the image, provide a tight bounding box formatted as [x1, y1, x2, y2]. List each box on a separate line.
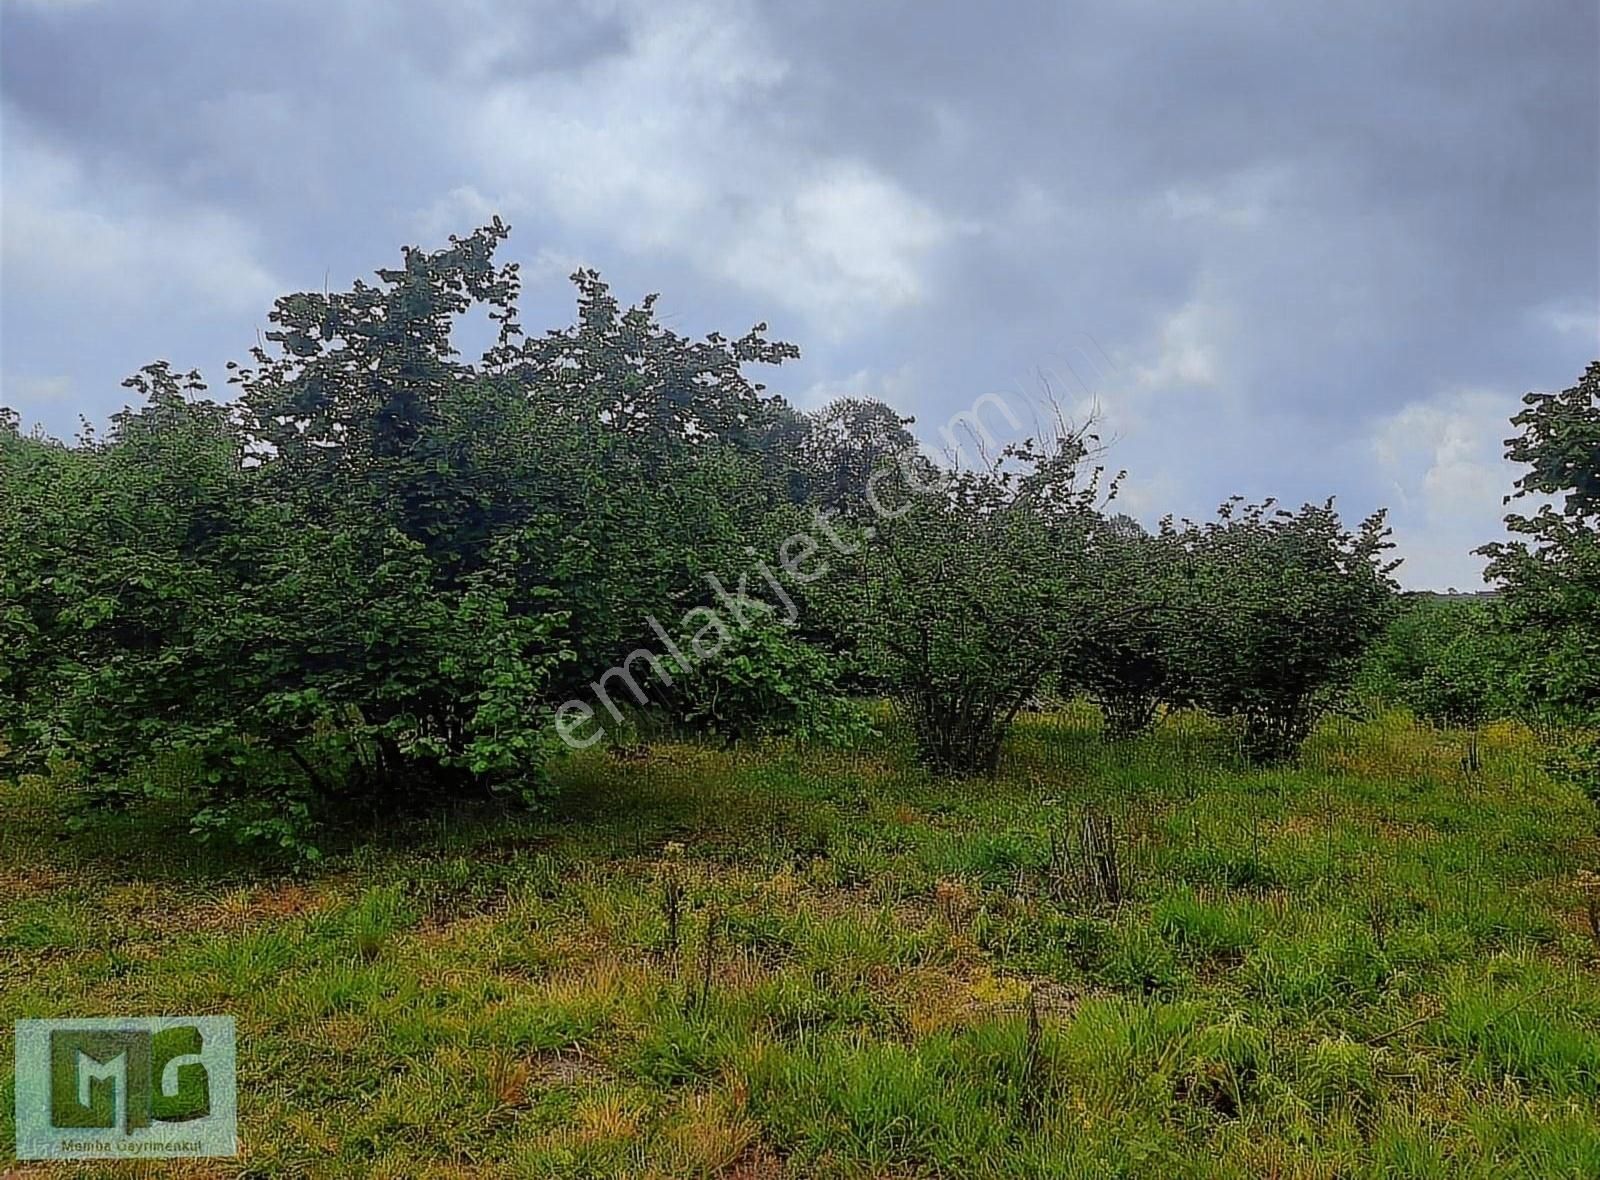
[1367, 1009, 1436, 1046]
[1023, 984, 1044, 1125]
[697, 905, 720, 1011]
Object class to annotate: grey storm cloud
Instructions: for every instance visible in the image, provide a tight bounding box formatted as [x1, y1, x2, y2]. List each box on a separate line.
[1, 0, 1596, 589]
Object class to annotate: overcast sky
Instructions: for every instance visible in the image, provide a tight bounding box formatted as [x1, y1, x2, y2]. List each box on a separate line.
[2, 0, 1596, 589]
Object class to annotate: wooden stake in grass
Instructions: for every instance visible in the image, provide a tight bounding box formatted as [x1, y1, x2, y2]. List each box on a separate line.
[1049, 809, 1124, 909]
[1461, 730, 1482, 780]
[1081, 811, 1122, 907]
[696, 905, 720, 1012]
[1022, 984, 1044, 1126]
[662, 868, 684, 970]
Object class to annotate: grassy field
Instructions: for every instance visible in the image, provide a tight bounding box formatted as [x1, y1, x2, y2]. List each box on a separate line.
[4, 706, 1599, 1178]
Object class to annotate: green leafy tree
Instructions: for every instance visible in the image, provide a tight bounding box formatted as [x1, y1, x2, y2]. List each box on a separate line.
[1065, 516, 1190, 739]
[1170, 499, 1399, 764]
[1478, 361, 1600, 726]
[798, 397, 918, 518]
[656, 601, 871, 747]
[498, 268, 801, 700]
[1358, 596, 1519, 729]
[1, 223, 822, 858]
[823, 430, 1116, 775]
[1, 410, 111, 771]
[7, 362, 574, 860]
[1, 366, 249, 790]
[1479, 361, 1600, 803]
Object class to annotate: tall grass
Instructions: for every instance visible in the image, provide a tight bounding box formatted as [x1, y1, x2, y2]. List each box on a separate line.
[2, 706, 1596, 1176]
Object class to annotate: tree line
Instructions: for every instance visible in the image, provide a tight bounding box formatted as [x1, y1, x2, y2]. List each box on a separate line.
[1360, 361, 1600, 801]
[1, 223, 1593, 859]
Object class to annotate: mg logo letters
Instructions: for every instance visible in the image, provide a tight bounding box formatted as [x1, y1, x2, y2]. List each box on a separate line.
[13, 1017, 237, 1160]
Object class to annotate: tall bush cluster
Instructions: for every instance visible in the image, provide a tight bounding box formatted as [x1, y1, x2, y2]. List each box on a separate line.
[1357, 596, 1523, 729]
[1478, 362, 1600, 805]
[1, 222, 1410, 857]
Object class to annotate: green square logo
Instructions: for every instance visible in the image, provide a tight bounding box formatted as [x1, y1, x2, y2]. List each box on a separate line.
[14, 1017, 237, 1160]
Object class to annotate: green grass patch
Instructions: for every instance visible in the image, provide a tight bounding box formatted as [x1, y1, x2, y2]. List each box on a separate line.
[2, 707, 1597, 1175]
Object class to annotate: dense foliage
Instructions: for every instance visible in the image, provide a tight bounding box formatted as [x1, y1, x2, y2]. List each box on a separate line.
[1165, 500, 1399, 764]
[1, 221, 1418, 855]
[1480, 361, 1600, 803]
[1064, 516, 1192, 740]
[814, 432, 1121, 774]
[1479, 362, 1600, 727]
[1, 225, 801, 857]
[1357, 596, 1522, 730]
[656, 601, 872, 748]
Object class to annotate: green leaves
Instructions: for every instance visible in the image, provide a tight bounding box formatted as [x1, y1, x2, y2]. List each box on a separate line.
[1067, 517, 1188, 739]
[657, 601, 873, 748]
[1359, 598, 1524, 729]
[0, 223, 818, 860]
[830, 431, 1110, 775]
[1163, 500, 1399, 764]
[6, 211, 1479, 854]
[1503, 361, 1600, 522]
[1479, 362, 1600, 730]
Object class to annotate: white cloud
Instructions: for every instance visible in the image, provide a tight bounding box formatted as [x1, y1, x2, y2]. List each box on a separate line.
[462, 0, 951, 335]
[1108, 469, 1181, 524]
[1371, 390, 1509, 510]
[1001, 292, 1235, 462]
[1132, 293, 1231, 392]
[0, 374, 73, 405]
[796, 363, 919, 413]
[1370, 388, 1523, 589]
[1541, 302, 1600, 343]
[1005, 180, 1063, 229]
[1, 113, 280, 314]
[716, 163, 949, 331]
[410, 184, 509, 242]
[523, 246, 589, 284]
